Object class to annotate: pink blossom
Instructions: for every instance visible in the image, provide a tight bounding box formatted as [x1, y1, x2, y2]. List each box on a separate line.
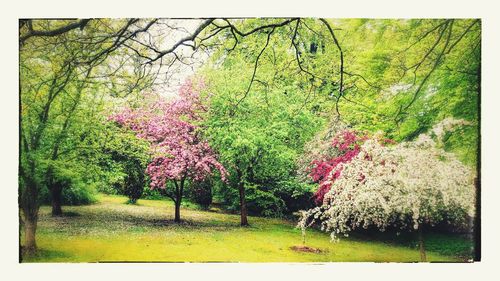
[109, 80, 227, 189]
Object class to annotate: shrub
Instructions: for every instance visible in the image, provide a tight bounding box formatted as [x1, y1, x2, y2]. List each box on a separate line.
[142, 186, 167, 200]
[122, 160, 146, 204]
[213, 178, 313, 218]
[273, 179, 315, 214]
[245, 183, 287, 217]
[95, 169, 125, 195]
[40, 181, 97, 206]
[188, 179, 213, 209]
[61, 182, 97, 205]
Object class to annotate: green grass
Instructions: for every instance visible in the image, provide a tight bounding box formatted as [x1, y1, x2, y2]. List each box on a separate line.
[21, 194, 473, 262]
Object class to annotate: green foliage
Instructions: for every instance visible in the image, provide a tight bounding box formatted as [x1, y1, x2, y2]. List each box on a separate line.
[142, 187, 167, 200]
[58, 183, 97, 206]
[19, 20, 155, 241]
[214, 179, 314, 218]
[39, 178, 97, 206]
[245, 183, 287, 217]
[272, 179, 315, 214]
[122, 160, 147, 204]
[199, 19, 479, 221]
[19, 18, 479, 258]
[91, 123, 150, 202]
[187, 179, 213, 209]
[327, 19, 480, 166]
[34, 158, 97, 206]
[199, 58, 331, 216]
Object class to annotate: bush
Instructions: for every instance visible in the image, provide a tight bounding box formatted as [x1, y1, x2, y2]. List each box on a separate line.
[246, 184, 286, 217]
[187, 179, 213, 209]
[96, 183, 119, 195]
[212, 180, 240, 213]
[95, 170, 124, 195]
[61, 182, 97, 205]
[142, 187, 167, 200]
[40, 181, 97, 206]
[213, 178, 314, 218]
[299, 125, 476, 242]
[121, 160, 146, 204]
[273, 179, 315, 213]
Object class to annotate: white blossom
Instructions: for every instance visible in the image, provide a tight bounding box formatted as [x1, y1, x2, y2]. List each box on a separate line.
[298, 121, 476, 241]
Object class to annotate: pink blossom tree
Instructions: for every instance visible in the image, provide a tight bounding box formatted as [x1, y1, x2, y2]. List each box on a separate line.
[110, 80, 226, 222]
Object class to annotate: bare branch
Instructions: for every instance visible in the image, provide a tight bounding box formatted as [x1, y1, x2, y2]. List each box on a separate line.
[396, 20, 454, 121]
[234, 27, 276, 109]
[320, 18, 344, 118]
[147, 19, 215, 63]
[402, 20, 450, 52]
[20, 19, 91, 45]
[224, 18, 297, 37]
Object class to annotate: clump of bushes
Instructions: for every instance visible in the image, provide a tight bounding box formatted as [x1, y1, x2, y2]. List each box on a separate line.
[213, 178, 314, 218]
[40, 181, 97, 206]
[187, 179, 213, 209]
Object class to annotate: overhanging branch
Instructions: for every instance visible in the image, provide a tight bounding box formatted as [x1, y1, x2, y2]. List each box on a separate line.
[20, 19, 91, 45]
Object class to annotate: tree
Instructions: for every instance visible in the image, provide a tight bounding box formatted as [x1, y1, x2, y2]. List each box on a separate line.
[19, 18, 159, 253]
[319, 19, 480, 165]
[308, 130, 367, 205]
[110, 80, 227, 222]
[298, 119, 476, 261]
[200, 44, 331, 223]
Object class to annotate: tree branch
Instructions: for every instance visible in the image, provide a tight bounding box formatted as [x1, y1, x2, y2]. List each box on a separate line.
[396, 20, 454, 122]
[234, 27, 276, 109]
[147, 19, 215, 63]
[320, 18, 344, 118]
[20, 19, 91, 45]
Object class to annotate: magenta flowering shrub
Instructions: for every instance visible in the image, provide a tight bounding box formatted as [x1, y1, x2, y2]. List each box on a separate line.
[309, 130, 365, 205]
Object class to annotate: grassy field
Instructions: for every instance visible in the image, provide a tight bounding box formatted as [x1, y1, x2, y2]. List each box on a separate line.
[21, 194, 473, 262]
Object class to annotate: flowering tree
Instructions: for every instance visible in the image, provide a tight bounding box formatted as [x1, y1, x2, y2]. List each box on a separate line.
[299, 119, 475, 261]
[110, 80, 226, 222]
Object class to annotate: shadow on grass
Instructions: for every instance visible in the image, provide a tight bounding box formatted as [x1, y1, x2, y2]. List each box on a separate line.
[347, 228, 474, 261]
[40, 208, 243, 232]
[130, 217, 242, 230]
[61, 211, 81, 217]
[20, 248, 72, 263]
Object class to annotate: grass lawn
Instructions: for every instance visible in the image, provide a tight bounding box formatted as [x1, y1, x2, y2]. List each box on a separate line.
[20, 194, 473, 262]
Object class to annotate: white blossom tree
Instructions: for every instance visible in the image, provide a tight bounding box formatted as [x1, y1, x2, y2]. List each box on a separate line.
[299, 119, 476, 261]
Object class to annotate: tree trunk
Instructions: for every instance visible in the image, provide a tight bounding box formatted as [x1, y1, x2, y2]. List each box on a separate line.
[24, 216, 37, 254]
[418, 225, 427, 262]
[238, 179, 248, 226]
[51, 185, 63, 216]
[173, 179, 185, 223]
[174, 199, 181, 223]
[20, 168, 40, 255]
